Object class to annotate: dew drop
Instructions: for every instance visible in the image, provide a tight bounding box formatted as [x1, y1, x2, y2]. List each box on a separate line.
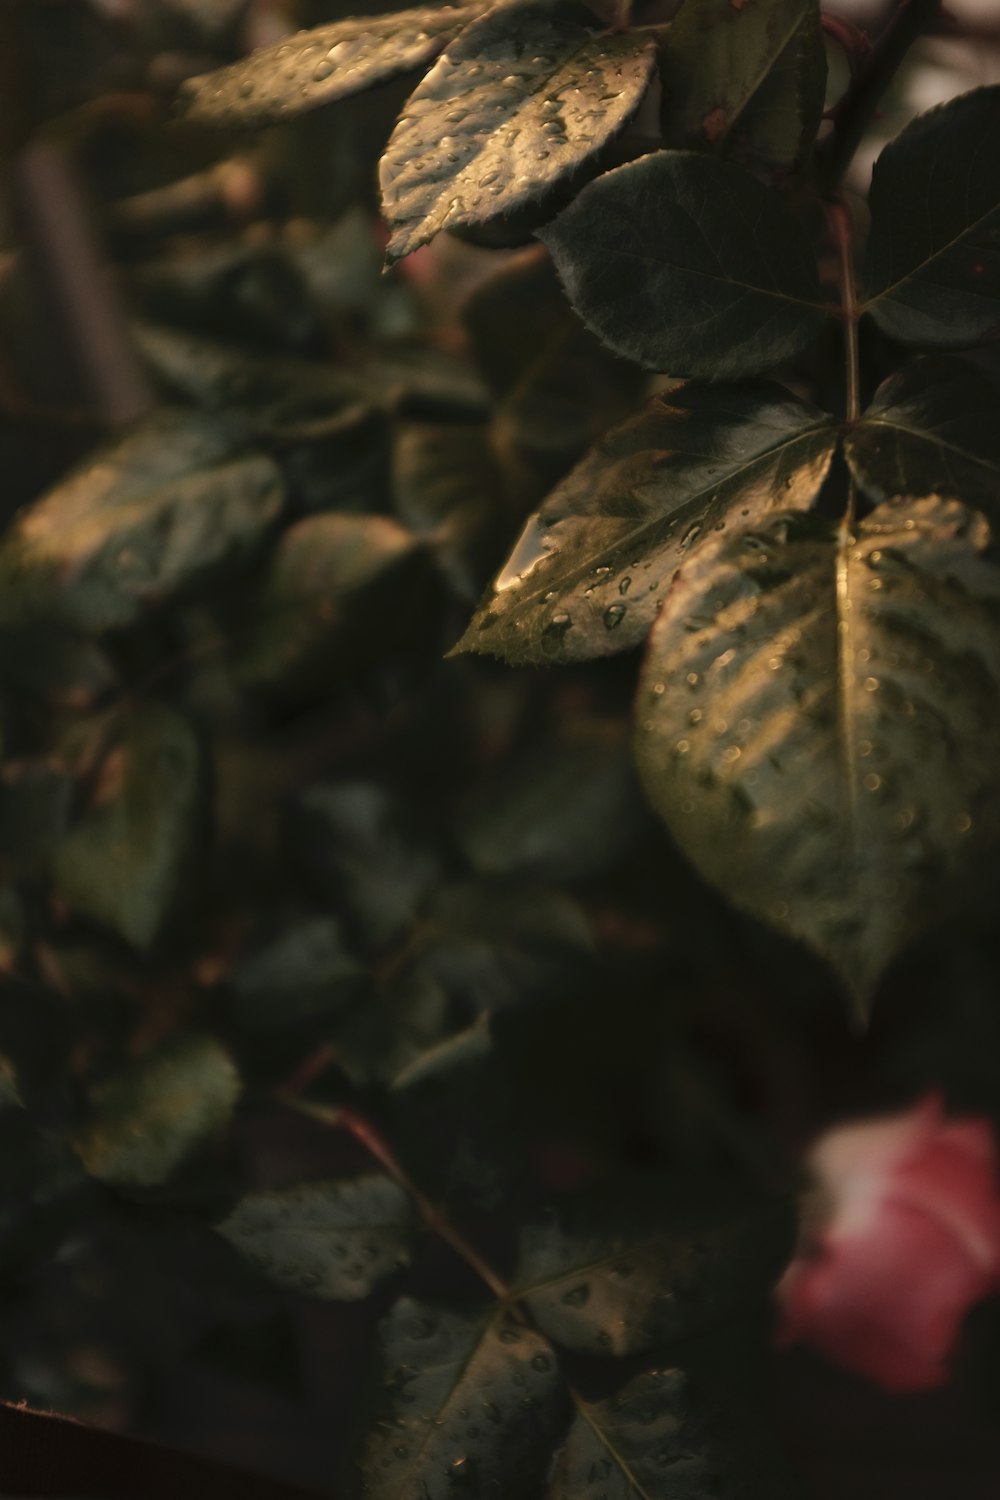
[603, 603, 626, 630]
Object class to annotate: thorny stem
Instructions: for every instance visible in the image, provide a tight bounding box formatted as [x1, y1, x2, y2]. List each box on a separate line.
[818, 0, 942, 188]
[278, 1094, 512, 1301]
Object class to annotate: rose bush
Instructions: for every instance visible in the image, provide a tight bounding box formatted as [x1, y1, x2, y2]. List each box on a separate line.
[777, 1093, 1000, 1391]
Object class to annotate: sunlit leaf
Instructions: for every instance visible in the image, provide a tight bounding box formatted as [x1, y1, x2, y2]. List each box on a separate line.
[846, 356, 1000, 518]
[0, 410, 284, 633]
[51, 703, 206, 950]
[362, 1297, 567, 1499]
[660, 0, 826, 171]
[515, 1178, 793, 1356]
[178, 5, 484, 127]
[634, 497, 1000, 1007]
[539, 151, 831, 379]
[217, 1175, 417, 1299]
[379, 0, 656, 263]
[74, 1036, 241, 1188]
[863, 86, 1000, 347]
[453, 383, 836, 664]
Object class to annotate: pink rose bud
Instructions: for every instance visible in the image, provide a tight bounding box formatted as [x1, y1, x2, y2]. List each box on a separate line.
[776, 1092, 1000, 1392]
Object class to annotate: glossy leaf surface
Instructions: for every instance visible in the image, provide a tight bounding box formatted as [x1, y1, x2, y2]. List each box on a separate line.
[539, 150, 830, 379]
[515, 1180, 794, 1356]
[217, 1176, 416, 1299]
[0, 410, 284, 633]
[550, 1365, 802, 1500]
[634, 498, 1000, 1004]
[454, 383, 836, 664]
[379, 0, 656, 262]
[74, 1037, 241, 1188]
[660, 0, 826, 170]
[846, 357, 1000, 518]
[362, 1298, 566, 1499]
[178, 6, 483, 127]
[863, 86, 1000, 347]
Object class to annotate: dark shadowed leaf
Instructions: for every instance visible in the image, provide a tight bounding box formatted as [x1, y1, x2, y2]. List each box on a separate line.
[453, 383, 836, 664]
[379, 0, 656, 262]
[0, 410, 284, 634]
[237, 512, 426, 695]
[539, 151, 830, 379]
[217, 1175, 416, 1299]
[228, 916, 366, 1031]
[515, 1178, 793, 1356]
[549, 1363, 803, 1500]
[461, 247, 645, 495]
[660, 0, 826, 171]
[458, 718, 647, 879]
[392, 421, 509, 600]
[362, 1297, 567, 1500]
[51, 703, 206, 950]
[285, 782, 442, 951]
[177, 5, 483, 127]
[845, 356, 1000, 518]
[389, 1016, 530, 1212]
[74, 1036, 241, 1188]
[634, 498, 1000, 1008]
[863, 86, 1000, 347]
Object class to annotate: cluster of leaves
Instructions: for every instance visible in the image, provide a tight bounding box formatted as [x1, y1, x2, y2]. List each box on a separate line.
[2, 0, 1000, 1495]
[186, 0, 1000, 1011]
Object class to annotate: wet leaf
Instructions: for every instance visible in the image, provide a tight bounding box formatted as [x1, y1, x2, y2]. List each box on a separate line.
[550, 1364, 803, 1500]
[539, 151, 830, 379]
[515, 1178, 793, 1356]
[379, 0, 656, 263]
[863, 86, 1000, 348]
[634, 497, 1000, 1008]
[846, 356, 1000, 519]
[74, 1036, 241, 1188]
[217, 1175, 417, 1299]
[0, 410, 284, 633]
[362, 1297, 567, 1500]
[51, 703, 206, 951]
[178, 5, 483, 127]
[453, 383, 836, 664]
[660, 0, 826, 171]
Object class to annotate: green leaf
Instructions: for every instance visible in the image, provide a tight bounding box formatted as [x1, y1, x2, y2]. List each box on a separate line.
[177, 5, 483, 127]
[362, 1298, 567, 1500]
[660, 0, 826, 171]
[51, 703, 206, 950]
[845, 356, 1000, 519]
[550, 1364, 803, 1500]
[634, 498, 1000, 1008]
[539, 151, 831, 379]
[237, 513, 425, 696]
[74, 1036, 241, 1188]
[863, 86, 1000, 347]
[379, 0, 656, 263]
[217, 1175, 417, 1299]
[452, 383, 836, 664]
[228, 916, 366, 1031]
[515, 1179, 793, 1356]
[0, 411, 284, 634]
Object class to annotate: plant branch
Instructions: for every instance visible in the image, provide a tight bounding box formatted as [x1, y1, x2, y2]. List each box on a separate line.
[828, 198, 861, 425]
[818, 0, 942, 186]
[278, 1095, 512, 1301]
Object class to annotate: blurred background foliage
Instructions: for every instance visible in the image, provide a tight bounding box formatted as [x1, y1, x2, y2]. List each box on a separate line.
[0, 2, 999, 1497]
